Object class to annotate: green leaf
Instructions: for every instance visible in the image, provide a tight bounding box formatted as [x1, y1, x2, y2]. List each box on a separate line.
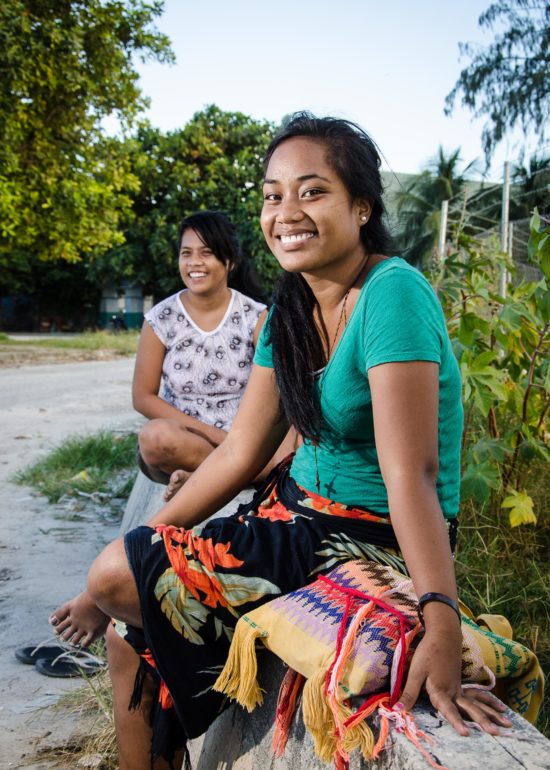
[458, 313, 489, 345]
[470, 350, 497, 370]
[530, 210, 541, 236]
[468, 437, 510, 464]
[461, 461, 500, 503]
[499, 303, 525, 329]
[540, 239, 550, 280]
[473, 384, 495, 417]
[501, 489, 537, 527]
[537, 289, 550, 323]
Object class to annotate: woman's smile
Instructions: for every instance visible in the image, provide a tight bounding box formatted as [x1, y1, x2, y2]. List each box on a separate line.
[278, 230, 317, 250]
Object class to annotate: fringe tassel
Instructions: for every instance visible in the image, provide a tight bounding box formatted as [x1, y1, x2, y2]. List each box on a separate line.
[129, 658, 150, 711]
[272, 668, 305, 756]
[212, 618, 266, 711]
[390, 622, 422, 697]
[340, 694, 388, 760]
[376, 704, 450, 770]
[334, 753, 349, 770]
[302, 668, 338, 762]
[325, 598, 382, 765]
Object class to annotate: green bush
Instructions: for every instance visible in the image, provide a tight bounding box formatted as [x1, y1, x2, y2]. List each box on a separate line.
[427, 212, 549, 734]
[428, 212, 549, 524]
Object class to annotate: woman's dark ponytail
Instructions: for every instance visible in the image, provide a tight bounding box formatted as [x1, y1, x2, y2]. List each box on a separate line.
[267, 272, 324, 440]
[228, 258, 267, 305]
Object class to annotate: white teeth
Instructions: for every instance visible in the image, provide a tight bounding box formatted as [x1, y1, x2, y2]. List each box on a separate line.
[189, 272, 207, 278]
[280, 232, 315, 244]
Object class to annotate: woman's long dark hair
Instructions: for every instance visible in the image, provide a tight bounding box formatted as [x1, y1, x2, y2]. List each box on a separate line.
[265, 113, 392, 440]
[178, 211, 266, 303]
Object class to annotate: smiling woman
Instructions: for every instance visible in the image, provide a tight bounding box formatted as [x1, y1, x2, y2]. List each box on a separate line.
[131, 211, 289, 500]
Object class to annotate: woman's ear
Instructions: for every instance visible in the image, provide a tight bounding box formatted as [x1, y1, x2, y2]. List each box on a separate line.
[357, 201, 372, 226]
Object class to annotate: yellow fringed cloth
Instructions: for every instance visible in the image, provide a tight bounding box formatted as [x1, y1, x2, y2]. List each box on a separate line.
[214, 560, 543, 770]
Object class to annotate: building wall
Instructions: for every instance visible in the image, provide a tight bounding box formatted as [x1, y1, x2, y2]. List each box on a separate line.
[99, 282, 144, 330]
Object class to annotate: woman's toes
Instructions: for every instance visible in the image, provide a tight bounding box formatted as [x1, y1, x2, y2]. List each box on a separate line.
[50, 602, 70, 626]
[164, 470, 190, 501]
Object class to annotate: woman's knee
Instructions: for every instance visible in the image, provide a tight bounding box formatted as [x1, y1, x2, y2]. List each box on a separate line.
[88, 538, 137, 616]
[106, 623, 139, 673]
[139, 419, 181, 466]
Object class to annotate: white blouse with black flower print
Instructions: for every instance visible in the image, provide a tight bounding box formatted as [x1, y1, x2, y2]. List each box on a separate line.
[145, 289, 266, 431]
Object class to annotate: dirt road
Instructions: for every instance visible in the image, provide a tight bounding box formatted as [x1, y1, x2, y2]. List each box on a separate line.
[0, 358, 142, 768]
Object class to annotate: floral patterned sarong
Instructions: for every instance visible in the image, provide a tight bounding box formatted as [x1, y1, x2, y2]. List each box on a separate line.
[118, 460, 457, 766]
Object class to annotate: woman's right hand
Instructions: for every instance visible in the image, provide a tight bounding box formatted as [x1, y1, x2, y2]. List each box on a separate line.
[398, 626, 512, 735]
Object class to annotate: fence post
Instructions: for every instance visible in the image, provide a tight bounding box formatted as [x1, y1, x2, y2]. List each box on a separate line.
[499, 161, 511, 297]
[437, 199, 449, 264]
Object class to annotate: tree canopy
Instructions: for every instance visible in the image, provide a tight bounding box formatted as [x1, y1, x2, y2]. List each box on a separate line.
[445, 0, 550, 159]
[88, 106, 280, 297]
[0, 0, 173, 270]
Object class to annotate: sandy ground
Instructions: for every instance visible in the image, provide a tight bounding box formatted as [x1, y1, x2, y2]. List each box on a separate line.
[0, 356, 143, 769]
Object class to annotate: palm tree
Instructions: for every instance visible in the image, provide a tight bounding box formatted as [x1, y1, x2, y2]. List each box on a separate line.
[512, 154, 550, 217]
[394, 148, 477, 267]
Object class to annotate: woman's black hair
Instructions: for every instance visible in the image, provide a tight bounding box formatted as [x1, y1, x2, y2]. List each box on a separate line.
[178, 210, 266, 304]
[265, 112, 391, 440]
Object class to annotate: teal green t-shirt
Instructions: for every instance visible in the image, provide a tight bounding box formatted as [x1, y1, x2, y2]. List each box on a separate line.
[253, 258, 463, 517]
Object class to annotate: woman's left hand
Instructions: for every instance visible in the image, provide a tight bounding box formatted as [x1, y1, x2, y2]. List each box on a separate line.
[398, 627, 512, 735]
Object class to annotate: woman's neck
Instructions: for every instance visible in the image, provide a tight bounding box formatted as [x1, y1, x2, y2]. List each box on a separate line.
[307, 253, 388, 307]
[304, 252, 384, 313]
[180, 286, 233, 331]
[303, 253, 388, 358]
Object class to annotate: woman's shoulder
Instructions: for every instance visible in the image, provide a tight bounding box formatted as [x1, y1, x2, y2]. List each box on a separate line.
[232, 290, 267, 319]
[146, 292, 183, 320]
[367, 256, 426, 284]
[365, 258, 438, 304]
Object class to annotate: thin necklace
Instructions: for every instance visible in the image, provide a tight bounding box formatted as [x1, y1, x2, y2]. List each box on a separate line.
[325, 289, 351, 362]
[313, 254, 372, 494]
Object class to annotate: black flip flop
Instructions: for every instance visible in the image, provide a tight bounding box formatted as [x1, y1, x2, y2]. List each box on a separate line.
[35, 655, 105, 678]
[15, 645, 67, 665]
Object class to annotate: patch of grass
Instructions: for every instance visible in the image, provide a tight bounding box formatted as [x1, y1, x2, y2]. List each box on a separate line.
[34, 645, 117, 770]
[0, 330, 139, 355]
[455, 460, 550, 737]
[17, 431, 138, 502]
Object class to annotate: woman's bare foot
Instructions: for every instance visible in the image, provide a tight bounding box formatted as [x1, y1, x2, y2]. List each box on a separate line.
[49, 590, 110, 648]
[163, 469, 191, 501]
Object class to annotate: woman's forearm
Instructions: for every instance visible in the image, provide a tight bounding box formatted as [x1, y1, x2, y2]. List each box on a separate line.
[387, 472, 460, 631]
[146, 423, 286, 529]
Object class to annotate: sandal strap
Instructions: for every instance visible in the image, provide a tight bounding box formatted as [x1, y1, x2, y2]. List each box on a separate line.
[30, 636, 106, 668]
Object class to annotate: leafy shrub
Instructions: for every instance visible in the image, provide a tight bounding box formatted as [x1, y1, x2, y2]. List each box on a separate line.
[428, 212, 549, 526]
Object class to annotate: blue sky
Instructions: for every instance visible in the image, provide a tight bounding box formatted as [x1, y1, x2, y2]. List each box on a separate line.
[132, 0, 537, 180]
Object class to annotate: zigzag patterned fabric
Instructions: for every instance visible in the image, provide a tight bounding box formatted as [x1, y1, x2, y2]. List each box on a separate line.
[214, 559, 543, 770]
[258, 560, 419, 698]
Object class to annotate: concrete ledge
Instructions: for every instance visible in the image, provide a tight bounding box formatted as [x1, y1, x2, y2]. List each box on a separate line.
[122, 474, 550, 770]
[191, 653, 550, 770]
